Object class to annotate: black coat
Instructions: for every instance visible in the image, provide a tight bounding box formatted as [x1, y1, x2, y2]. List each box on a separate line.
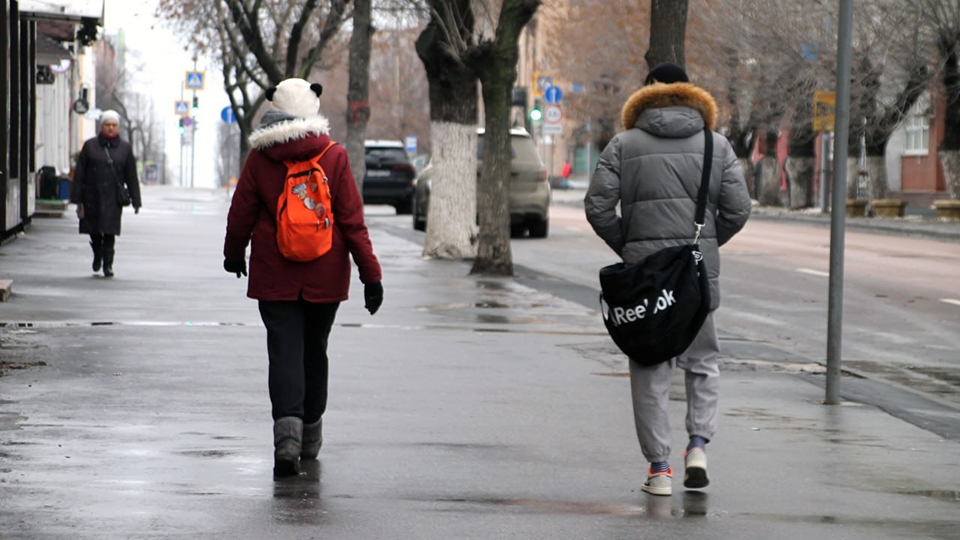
[70, 135, 142, 235]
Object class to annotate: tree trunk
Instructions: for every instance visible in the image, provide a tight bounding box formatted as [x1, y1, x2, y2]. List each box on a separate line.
[346, 0, 373, 195]
[941, 151, 960, 199]
[416, 0, 479, 260]
[423, 122, 478, 259]
[468, 0, 540, 276]
[939, 38, 960, 199]
[473, 70, 514, 276]
[844, 155, 886, 202]
[784, 157, 815, 209]
[738, 157, 755, 199]
[756, 157, 781, 206]
[644, 0, 688, 69]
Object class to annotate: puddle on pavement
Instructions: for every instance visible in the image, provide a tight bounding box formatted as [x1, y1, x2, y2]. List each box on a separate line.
[0, 321, 248, 328]
[435, 497, 643, 515]
[178, 449, 234, 458]
[895, 489, 960, 502]
[431, 493, 713, 518]
[744, 512, 959, 537]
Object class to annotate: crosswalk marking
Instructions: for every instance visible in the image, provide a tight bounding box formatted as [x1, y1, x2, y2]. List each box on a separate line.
[941, 298, 960, 307]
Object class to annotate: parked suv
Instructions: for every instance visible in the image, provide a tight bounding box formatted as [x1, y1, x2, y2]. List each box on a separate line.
[412, 127, 550, 237]
[362, 140, 417, 214]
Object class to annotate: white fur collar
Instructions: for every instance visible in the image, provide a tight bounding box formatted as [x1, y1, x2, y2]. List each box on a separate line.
[248, 115, 331, 150]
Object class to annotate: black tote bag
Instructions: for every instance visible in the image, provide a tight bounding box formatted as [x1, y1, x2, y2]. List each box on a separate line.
[598, 129, 713, 366]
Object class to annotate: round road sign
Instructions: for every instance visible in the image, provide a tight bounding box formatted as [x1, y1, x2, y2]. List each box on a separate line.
[544, 105, 563, 123]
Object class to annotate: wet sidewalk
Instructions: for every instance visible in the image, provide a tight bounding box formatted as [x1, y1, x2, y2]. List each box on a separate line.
[1, 186, 958, 539]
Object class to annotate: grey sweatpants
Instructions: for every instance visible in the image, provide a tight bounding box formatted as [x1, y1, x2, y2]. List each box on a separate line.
[628, 312, 720, 463]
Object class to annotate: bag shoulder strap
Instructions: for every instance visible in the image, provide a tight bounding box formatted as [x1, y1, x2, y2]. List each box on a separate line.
[694, 128, 713, 241]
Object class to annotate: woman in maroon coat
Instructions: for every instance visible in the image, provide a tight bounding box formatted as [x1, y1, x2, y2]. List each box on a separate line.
[223, 79, 383, 477]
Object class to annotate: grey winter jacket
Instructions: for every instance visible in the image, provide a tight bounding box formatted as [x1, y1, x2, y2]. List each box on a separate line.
[585, 82, 752, 310]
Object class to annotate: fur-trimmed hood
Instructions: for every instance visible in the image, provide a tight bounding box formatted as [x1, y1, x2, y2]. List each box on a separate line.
[248, 110, 331, 150]
[621, 82, 718, 133]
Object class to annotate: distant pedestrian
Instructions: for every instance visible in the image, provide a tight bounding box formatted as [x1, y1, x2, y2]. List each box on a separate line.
[223, 78, 383, 477]
[561, 159, 572, 180]
[70, 109, 141, 277]
[584, 62, 751, 496]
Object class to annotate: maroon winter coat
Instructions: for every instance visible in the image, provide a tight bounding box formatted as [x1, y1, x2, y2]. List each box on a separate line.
[223, 112, 381, 302]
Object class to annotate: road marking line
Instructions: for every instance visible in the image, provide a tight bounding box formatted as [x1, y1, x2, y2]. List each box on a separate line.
[941, 298, 960, 307]
[796, 268, 829, 278]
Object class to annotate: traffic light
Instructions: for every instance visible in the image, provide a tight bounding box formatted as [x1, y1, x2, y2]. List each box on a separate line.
[192, 96, 199, 111]
[529, 99, 543, 121]
[178, 117, 186, 135]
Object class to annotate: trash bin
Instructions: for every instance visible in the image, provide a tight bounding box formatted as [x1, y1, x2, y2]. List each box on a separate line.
[59, 178, 71, 200]
[38, 166, 58, 199]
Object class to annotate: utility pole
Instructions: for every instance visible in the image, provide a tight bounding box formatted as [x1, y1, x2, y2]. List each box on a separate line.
[826, 0, 854, 405]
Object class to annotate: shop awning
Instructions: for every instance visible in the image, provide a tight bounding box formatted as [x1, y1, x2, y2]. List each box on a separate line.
[36, 33, 73, 64]
[18, 0, 104, 22]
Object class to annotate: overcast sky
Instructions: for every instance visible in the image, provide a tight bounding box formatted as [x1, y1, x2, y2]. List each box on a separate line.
[102, 0, 224, 188]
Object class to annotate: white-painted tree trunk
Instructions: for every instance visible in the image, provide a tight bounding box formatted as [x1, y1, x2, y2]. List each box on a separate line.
[845, 156, 887, 200]
[756, 156, 781, 206]
[423, 121, 478, 259]
[940, 150, 960, 199]
[784, 157, 814, 209]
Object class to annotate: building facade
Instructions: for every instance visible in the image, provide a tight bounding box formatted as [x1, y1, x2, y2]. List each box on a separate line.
[1, 0, 101, 242]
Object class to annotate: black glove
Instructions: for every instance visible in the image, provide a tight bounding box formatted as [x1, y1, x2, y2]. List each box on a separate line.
[223, 258, 247, 278]
[364, 281, 383, 315]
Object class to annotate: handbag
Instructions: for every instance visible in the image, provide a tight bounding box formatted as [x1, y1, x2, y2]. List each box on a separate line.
[104, 145, 132, 207]
[598, 128, 713, 366]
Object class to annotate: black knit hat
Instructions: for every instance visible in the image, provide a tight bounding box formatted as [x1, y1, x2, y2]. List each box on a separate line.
[644, 62, 689, 85]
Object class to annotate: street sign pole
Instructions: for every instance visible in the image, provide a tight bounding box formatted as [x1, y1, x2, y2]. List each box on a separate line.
[190, 58, 197, 189]
[826, 0, 853, 406]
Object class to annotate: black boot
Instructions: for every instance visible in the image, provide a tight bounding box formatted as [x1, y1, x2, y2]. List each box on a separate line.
[102, 249, 115, 278]
[90, 241, 103, 272]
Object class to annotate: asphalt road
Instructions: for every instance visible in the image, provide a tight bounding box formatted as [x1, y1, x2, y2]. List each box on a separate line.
[495, 200, 960, 411]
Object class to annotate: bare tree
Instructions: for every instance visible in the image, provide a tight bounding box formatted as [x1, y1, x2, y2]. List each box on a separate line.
[216, 122, 242, 188]
[917, 0, 960, 198]
[466, 0, 540, 276]
[347, 0, 374, 194]
[416, 0, 480, 260]
[94, 37, 164, 182]
[645, 0, 689, 68]
[156, 0, 351, 158]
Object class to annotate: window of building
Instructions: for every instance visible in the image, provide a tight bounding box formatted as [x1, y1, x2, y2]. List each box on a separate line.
[903, 99, 930, 156]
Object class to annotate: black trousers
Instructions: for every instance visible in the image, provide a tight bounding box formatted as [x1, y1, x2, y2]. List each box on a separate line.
[90, 233, 115, 251]
[258, 298, 340, 423]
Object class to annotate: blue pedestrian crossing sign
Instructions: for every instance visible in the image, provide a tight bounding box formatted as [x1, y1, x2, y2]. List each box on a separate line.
[174, 100, 190, 116]
[185, 71, 205, 90]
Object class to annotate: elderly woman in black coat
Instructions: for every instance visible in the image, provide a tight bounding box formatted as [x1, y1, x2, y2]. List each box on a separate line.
[70, 110, 142, 277]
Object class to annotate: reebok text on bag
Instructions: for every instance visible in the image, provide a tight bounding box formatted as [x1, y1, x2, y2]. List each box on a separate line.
[276, 142, 336, 262]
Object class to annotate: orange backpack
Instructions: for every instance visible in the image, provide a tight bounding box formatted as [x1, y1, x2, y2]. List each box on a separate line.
[276, 142, 336, 262]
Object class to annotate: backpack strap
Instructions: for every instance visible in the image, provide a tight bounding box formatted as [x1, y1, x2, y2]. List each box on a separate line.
[694, 129, 713, 243]
[285, 140, 337, 169]
[313, 141, 337, 165]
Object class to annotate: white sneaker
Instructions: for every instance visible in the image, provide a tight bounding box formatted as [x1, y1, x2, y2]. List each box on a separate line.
[641, 467, 673, 496]
[684, 447, 709, 489]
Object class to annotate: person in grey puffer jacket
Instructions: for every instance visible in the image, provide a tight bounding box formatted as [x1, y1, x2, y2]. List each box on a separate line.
[585, 63, 751, 497]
